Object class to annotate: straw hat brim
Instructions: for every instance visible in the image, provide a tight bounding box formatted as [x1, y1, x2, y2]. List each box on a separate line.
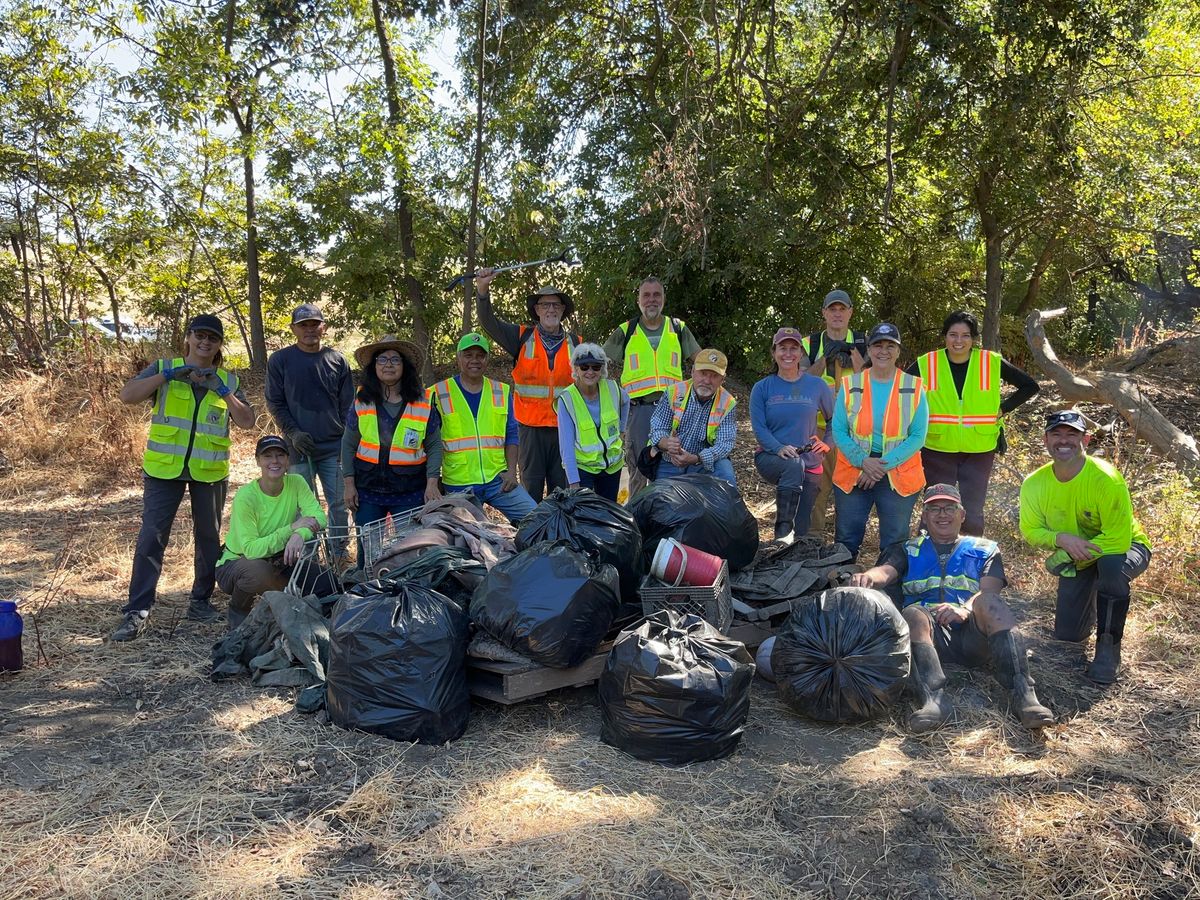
[354, 336, 425, 372]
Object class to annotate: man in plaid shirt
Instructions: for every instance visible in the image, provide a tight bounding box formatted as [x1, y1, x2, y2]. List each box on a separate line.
[646, 349, 738, 485]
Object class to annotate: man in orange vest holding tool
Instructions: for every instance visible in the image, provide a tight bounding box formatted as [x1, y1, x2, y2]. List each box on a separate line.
[475, 267, 580, 502]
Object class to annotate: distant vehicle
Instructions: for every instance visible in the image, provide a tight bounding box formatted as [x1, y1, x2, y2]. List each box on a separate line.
[70, 316, 157, 343]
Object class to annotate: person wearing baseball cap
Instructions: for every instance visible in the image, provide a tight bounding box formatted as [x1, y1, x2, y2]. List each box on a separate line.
[602, 277, 703, 498]
[555, 343, 631, 502]
[266, 303, 354, 563]
[215, 435, 333, 630]
[750, 327, 835, 542]
[645, 348, 738, 485]
[799, 289, 869, 539]
[472, 267, 582, 503]
[849, 483, 1054, 732]
[426, 332, 537, 523]
[1019, 410, 1151, 683]
[112, 314, 256, 641]
[906, 309, 1040, 537]
[829, 322, 929, 561]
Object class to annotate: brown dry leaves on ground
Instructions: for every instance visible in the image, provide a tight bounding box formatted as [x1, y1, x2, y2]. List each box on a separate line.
[1, 346, 1198, 899]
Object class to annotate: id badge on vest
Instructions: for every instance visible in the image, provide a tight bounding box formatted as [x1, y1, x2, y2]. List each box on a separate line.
[402, 428, 421, 449]
[205, 408, 224, 428]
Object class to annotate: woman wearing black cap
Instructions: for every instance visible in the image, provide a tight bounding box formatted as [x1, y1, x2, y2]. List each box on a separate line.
[111, 314, 256, 641]
[215, 435, 330, 630]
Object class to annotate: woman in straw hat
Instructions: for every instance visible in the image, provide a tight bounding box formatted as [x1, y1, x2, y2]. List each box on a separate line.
[342, 335, 442, 534]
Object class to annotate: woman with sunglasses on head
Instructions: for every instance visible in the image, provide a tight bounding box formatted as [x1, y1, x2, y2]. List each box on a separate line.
[111, 314, 256, 642]
[555, 343, 630, 502]
[342, 336, 442, 535]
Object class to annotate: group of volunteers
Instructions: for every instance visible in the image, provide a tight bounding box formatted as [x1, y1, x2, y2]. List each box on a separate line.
[109, 280, 1152, 734]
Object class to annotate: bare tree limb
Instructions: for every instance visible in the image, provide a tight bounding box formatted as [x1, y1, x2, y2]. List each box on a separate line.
[1025, 308, 1200, 479]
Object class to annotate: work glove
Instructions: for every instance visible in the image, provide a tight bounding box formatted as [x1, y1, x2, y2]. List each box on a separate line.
[162, 364, 196, 381]
[195, 370, 231, 397]
[290, 430, 317, 456]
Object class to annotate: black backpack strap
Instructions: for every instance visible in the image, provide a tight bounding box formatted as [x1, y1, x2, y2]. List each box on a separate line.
[620, 318, 639, 355]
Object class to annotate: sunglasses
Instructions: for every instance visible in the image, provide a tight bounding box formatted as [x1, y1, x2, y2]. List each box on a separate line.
[577, 363, 603, 372]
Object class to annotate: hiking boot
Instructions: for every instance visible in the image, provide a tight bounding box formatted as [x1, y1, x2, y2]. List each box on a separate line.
[111, 611, 149, 642]
[989, 629, 1054, 728]
[1087, 634, 1121, 684]
[185, 599, 223, 623]
[908, 642, 953, 734]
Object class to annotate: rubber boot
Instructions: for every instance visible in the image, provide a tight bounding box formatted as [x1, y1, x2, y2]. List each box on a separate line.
[908, 642, 953, 733]
[227, 605, 248, 633]
[1087, 633, 1121, 684]
[774, 488, 803, 543]
[989, 630, 1055, 728]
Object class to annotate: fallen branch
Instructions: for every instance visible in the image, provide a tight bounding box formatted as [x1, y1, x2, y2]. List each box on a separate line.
[1025, 308, 1200, 480]
[1119, 335, 1195, 373]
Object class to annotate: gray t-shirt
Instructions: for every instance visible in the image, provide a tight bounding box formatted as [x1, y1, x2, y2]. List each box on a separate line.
[602, 317, 702, 366]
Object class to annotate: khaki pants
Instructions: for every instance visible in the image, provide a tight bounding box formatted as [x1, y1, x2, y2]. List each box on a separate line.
[807, 452, 837, 539]
[215, 557, 288, 613]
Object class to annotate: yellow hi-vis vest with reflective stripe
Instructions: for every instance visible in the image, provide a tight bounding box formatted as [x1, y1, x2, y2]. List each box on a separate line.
[142, 358, 235, 482]
[918, 349, 1003, 453]
[429, 377, 509, 486]
[354, 399, 431, 467]
[621, 318, 685, 398]
[556, 380, 624, 475]
[665, 381, 736, 445]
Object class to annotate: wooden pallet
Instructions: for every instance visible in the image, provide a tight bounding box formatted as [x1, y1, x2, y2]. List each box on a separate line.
[466, 621, 776, 705]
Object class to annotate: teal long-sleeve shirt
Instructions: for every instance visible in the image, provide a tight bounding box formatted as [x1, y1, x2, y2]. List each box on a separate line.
[832, 373, 929, 469]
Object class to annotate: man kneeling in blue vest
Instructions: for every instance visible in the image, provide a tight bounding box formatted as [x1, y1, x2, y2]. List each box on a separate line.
[849, 483, 1054, 732]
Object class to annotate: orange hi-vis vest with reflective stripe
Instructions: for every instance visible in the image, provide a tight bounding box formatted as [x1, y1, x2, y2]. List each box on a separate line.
[833, 370, 926, 497]
[511, 328, 577, 427]
[354, 399, 431, 467]
[621, 318, 685, 398]
[429, 377, 509, 486]
[918, 349, 1002, 453]
[665, 380, 737, 446]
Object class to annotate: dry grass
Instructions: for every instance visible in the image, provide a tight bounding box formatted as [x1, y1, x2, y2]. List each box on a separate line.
[1, 357, 1199, 899]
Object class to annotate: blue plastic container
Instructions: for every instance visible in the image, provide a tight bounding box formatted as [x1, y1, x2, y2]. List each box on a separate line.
[0, 600, 23, 672]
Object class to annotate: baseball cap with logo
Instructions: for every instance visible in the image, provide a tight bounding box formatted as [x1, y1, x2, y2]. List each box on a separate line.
[693, 348, 728, 376]
[823, 289, 852, 309]
[922, 483, 962, 505]
[255, 435, 289, 456]
[457, 332, 492, 353]
[1044, 410, 1088, 433]
[186, 314, 224, 340]
[866, 322, 902, 346]
[772, 327, 804, 347]
[291, 303, 324, 324]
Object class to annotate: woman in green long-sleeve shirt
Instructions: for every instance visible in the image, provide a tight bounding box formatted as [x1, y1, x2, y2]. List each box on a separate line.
[215, 435, 328, 629]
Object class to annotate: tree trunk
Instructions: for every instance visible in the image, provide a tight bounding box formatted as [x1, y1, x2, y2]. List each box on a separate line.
[461, 0, 488, 335]
[371, 0, 433, 382]
[1024, 308, 1200, 480]
[243, 151, 267, 371]
[12, 192, 37, 356]
[975, 169, 1003, 351]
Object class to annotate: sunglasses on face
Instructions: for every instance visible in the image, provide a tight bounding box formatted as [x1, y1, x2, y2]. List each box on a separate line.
[191, 331, 221, 344]
[578, 363, 603, 372]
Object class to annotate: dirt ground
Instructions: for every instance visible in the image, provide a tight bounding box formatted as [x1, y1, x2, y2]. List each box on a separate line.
[1, 350, 1199, 899]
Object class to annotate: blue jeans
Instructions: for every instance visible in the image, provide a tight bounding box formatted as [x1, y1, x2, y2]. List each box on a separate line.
[656, 457, 737, 487]
[833, 480, 919, 561]
[293, 453, 348, 556]
[578, 468, 622, 502]
[446, 475, 538, 524]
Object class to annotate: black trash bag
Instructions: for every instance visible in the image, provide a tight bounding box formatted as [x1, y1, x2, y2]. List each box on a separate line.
[772, 586, 910, 724]
[599, 610, 755, 765]
[327, 579, 470, 744]
[517, 487, 645, 602]
[628, 474, 759, 571]
[470, 541, 621, 668]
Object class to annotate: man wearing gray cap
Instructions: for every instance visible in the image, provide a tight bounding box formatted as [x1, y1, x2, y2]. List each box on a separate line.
[266, 303, 354, 560]
[801, 289, 869, 538]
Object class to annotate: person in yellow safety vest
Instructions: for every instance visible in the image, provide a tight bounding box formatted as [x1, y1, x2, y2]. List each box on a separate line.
[342, 335, 442, 558]
[555, 343, 631, 502]
[646, 349, 738, 486]
[831, 322, 929, 561]
[905, 309, 1039, 536]
[427, 332, 537, 524]
[800, 288, 870, 540]
[602, 277, 702, 497]
[111, 314, 257, 642]
[474, 266, 581, 503]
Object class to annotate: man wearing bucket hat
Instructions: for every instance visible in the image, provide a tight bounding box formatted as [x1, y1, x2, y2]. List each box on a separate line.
[266, 303, 353, 561]
[1019, 410, 1151, 683]
[475, 267, 581, 502]
[427, 332, 537, 524]
[801, 289, 870, 539]
[602, 277, 702, 498]
[850, 483, 1055, 732]
[646, 348, 738, 485]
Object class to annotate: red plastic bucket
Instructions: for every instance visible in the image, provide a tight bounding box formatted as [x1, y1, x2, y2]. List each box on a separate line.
[649, 539, 724, 587]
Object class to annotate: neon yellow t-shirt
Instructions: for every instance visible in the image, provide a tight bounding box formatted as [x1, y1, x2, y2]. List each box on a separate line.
[218, 473, 327, 566]
[1019, 455, 1150, 568]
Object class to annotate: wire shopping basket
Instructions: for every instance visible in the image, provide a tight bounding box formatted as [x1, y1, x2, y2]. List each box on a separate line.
[284, 524, 354, 599]
[357, 508, 420, 574]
